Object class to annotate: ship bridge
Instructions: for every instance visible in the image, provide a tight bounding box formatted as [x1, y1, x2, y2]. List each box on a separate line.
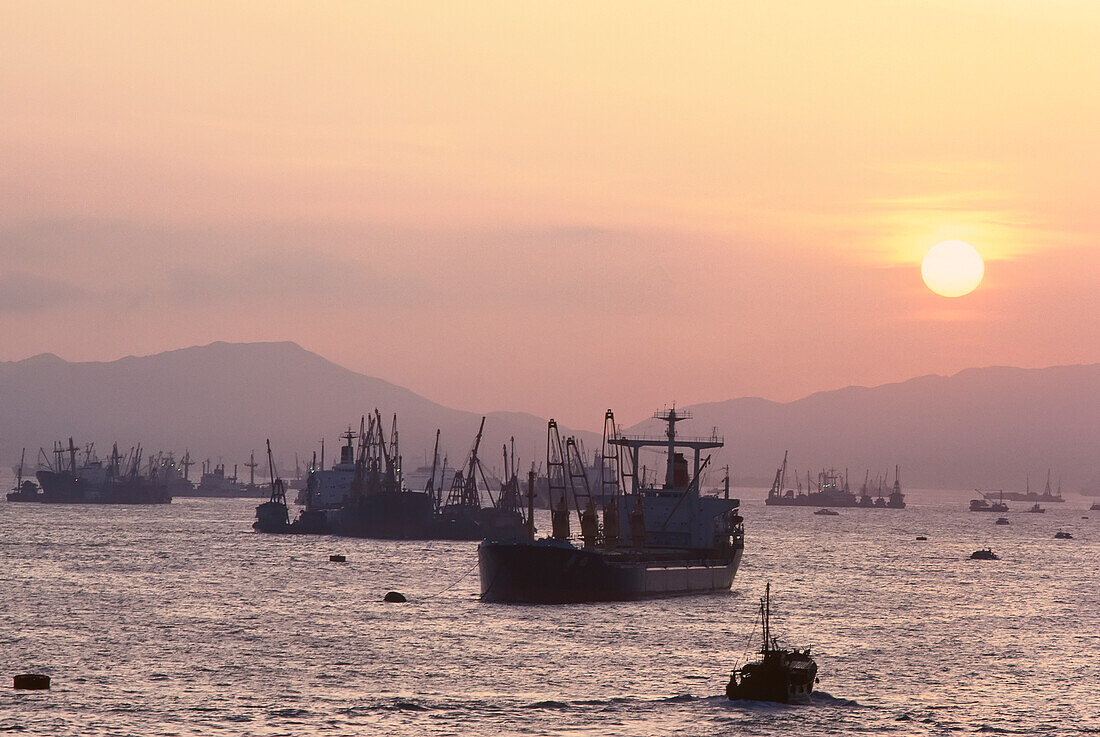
[609, 408, 723, 492]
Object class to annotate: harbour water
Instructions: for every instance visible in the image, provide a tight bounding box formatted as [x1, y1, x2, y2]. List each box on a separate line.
[2, 487, 1097, 735]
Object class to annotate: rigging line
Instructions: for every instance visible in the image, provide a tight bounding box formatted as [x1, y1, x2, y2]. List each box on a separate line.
[420, 561, 481, 598]
[738, 605, 762, 670]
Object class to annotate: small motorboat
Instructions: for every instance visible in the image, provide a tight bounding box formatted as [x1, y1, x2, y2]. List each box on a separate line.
[970, 548, 999, 560]
[813, 508, 839, 516]
[5, 448, 41, 502]
[726, 583, 818, 704]
[995, 517, 1010, 525]
[1054, 531, 1073, 539]
[1025, 503, 1045, 513]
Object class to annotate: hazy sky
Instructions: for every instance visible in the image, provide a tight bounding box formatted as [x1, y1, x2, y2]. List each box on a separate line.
[2, 1, 1098, 429]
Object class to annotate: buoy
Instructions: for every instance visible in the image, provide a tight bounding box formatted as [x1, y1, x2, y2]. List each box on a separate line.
[329, 554, 346, 563]
[383, 591, 407, 603]
[14, 674, 50, 690]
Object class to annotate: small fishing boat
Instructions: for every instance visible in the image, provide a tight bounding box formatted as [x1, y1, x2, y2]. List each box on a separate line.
[995, 517, 1010, 525]
[970, 548, 999, 560]
[5, 448, 40, 502]
[814, 508, 839, 516]
[1053, 531, 1073, 539]
[253, 440, 291, 533]
[970, 491, 1009, 513]
[726, 583, 818, 704]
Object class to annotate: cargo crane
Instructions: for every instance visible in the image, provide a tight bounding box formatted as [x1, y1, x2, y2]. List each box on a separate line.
[425, 429, 441, 508]
[442, 417, 487, 512]
[253, 439, 290, 531]
[564, 436, 598, 547]
[600, 409, 629, 547]
[498, 437, 523, 517]
[546, 420, 570, 539]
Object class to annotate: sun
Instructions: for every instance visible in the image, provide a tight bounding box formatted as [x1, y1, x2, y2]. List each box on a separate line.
[921, 241, 984, 297]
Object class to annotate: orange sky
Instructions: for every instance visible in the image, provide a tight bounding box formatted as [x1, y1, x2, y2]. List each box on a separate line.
[1, 1, 1098, 429]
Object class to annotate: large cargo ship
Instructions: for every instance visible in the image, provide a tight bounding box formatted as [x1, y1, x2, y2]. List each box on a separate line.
[998, 471, 1065, 503]
[478, 408, 744, 603]
[254, 412, 526, 541]
[30, 439, 171, 504]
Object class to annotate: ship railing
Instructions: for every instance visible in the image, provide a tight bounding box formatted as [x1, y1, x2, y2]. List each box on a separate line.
[613, 434, 725, 444]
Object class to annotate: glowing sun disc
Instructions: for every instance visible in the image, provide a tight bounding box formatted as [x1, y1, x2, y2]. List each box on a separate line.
[921, 241, 984, 297]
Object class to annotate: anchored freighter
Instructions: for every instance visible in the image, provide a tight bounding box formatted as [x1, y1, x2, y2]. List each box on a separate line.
[478, 408, 744, 603]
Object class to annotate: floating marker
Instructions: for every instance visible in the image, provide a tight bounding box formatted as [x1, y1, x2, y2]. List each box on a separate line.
[14, 674, 50, 690]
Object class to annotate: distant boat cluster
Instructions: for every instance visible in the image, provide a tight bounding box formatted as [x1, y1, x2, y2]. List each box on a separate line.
[6, 439, 268, 504]
[764, 452, 906, 509]
[8, 441, 172, 504]
[250, 408, 745, 603]
[969, 471, 1065, 514]
[254, 412, 527, 540]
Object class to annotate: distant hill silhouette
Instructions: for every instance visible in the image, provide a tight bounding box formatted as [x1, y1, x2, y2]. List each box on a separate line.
[0, 341, 596, 481]
[1, 342, 1097, 491]
[626, 364, 1100, 492]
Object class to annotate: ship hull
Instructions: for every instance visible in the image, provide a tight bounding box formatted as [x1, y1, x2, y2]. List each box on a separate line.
[34, 470, 171, 504]
[253, 493, 527, 541]
[478, 540, 743, 603]
[334, 492, 464, 540]
[766, 496, 858, 507]
[998, 492, 1065, 503]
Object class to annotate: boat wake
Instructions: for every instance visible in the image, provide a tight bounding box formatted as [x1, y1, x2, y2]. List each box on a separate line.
[707, 690, 863, 709]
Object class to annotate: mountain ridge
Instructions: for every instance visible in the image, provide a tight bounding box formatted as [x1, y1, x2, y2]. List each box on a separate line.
[2, 342, 1098, 490]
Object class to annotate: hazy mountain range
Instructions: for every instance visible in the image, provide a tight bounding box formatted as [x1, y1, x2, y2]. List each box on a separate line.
[0, 341, 590, 482]
[1, 341, 1097, 492]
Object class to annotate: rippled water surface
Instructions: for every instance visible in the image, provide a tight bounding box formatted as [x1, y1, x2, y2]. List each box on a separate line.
[2, 488, 1098, 735]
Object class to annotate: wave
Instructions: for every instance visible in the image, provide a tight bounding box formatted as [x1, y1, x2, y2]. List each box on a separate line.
[663, 694, 697, 703]
[523, 700, 570, 710]
[811, 690, 863, 707]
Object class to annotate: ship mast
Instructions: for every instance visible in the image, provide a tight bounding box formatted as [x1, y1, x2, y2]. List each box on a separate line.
[245, 451, 258, 487]
[181, 451, 193, 481]
[761, 582, 772, 654]
[426, 429, 441, 507]
[608, 407, 722, 494]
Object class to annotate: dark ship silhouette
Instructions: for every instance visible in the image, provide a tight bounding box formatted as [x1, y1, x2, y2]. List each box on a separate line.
[478, 408, 744, 603]
[17, 439, 171, 504]
[765, 454, 904, 509]
[254, 412, 527, 541]
[6, 449, 40, 501]
[727, 583, 818, 704]
[970, 491, 1009, 512]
